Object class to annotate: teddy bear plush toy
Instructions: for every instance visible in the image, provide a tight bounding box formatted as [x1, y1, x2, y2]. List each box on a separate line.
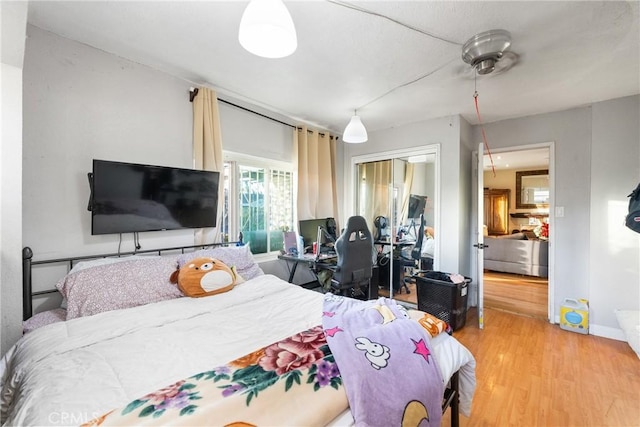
[170, 257, 243, 298]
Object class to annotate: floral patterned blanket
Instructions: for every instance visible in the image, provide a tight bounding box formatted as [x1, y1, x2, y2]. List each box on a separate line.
[84, 326, 348, 426]
[84, 295, 446, 427]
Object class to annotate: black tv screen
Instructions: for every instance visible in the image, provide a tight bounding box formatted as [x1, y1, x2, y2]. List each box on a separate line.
[91, 160, 220, 235]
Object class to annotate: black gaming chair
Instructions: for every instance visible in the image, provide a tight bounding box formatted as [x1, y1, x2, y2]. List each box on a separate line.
[397, 214, 427, 293]
[330, 216, 375, 300]
[411, 214, 425, 263]
[413, 213, 435, 270]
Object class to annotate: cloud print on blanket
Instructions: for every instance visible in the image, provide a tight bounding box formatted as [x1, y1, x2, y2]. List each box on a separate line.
[322, 294, 444, 427]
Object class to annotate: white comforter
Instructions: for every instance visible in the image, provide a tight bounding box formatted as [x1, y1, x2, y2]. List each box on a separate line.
[1, 274, 475, 426]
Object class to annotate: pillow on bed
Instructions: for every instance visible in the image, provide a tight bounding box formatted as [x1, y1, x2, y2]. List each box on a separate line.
[68, 254, 161, 275]
[23, 308, 67, 334]
[56, 256, 183, 320]
[59, 255, 165, 309]
[176, 245, 264, 280]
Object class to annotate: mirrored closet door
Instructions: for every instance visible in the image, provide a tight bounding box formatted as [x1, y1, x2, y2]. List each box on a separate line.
[351, 146, 439, 302]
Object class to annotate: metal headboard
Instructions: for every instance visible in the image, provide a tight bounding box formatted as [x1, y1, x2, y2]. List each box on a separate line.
[22, 241, 241, 321]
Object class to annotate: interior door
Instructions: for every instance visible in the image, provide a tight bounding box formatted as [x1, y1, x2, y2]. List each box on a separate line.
[475, 143, 485, 329]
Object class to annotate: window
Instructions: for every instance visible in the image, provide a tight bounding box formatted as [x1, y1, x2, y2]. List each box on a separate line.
[222, 154, 294, 255]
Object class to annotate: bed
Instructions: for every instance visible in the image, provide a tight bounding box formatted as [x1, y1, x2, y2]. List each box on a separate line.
[2, 244, 476, 426]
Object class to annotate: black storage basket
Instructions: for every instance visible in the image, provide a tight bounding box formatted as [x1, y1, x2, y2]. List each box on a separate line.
[415, 272, 470, 331]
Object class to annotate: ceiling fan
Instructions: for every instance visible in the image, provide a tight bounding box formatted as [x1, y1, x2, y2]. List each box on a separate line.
[454, 29, 520, 79]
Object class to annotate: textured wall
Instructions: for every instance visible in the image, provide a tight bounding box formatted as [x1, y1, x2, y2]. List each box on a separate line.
[1, 1, 28, 356]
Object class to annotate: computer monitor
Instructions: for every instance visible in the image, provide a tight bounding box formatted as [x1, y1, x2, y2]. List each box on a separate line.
[407, 194, 427, 220]
[298, 217, 337, 254]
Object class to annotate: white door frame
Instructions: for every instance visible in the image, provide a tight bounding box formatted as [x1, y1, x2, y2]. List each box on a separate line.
[475, 143, 485, 329]
[472, 141, 555, 323]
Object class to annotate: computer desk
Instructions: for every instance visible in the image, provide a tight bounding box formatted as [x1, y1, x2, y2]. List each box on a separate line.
[375, 239, 417, 294]
[278, 253, 380, 300]
[277, 253, 337, 287]
[375, 239, 416, 248]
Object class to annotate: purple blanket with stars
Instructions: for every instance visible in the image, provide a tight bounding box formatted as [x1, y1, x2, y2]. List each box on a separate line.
[322, 294, 444, 427]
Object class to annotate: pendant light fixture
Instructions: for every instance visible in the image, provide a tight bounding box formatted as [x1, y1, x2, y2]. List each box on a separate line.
[343, 111, 368, 143]
[239, 0, 297, 59]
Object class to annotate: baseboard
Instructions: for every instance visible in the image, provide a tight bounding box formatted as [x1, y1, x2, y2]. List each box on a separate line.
[553, 314, 625, 341]
[589, 324, 626, 341]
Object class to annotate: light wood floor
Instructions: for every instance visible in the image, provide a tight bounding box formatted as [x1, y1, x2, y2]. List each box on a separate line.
[378, 280, 418, 305]
[441, 307, 640, 427]
[483, 271, 548, 319]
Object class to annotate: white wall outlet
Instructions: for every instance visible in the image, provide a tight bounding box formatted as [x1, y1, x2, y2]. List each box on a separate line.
[555, 206, 565, 217]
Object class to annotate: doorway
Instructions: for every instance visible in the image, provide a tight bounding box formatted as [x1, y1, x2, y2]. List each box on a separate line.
[480, 145, 553, 320]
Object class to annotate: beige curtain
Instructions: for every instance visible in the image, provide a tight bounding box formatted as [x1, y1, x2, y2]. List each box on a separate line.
[400, 163, 415, 224]
[295, 126, 338, 224]
[361, 160, 392, 235]
[192, 87, 224, 244]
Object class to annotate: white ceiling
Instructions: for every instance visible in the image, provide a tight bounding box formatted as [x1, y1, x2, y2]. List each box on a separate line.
[26, 1, 640, 136]
[483, 147, 549, 171]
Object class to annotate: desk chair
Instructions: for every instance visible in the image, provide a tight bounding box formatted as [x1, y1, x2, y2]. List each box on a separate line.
[330, 215, 374, 300]
[402, 214, 433, 291]
[411, 214, 425, 264]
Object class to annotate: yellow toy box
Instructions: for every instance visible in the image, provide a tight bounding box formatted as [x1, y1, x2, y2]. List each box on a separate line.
[560, 298, 589, 334]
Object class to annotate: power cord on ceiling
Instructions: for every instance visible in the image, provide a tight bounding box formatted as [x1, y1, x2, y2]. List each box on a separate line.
[327, 0, 462, 46]
[358, 57, 457, 111]
[329, 0, 502, 175]
[326, 1, 462, 113]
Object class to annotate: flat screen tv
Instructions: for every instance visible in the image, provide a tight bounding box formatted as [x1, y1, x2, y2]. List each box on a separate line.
[90, 159, 220, 235]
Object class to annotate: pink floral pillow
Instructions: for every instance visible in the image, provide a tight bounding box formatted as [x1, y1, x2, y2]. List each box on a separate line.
[56, 256, 183, 319]
[23, 308, 67, 334]
[177, 245, 264, 281]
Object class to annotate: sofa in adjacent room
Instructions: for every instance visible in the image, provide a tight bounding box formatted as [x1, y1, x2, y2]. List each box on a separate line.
[483, 232, 548, 278]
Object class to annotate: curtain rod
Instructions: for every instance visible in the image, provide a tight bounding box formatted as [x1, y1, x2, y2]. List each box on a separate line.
[189, 88, 334, 139]
[189, 87, 295, 129]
